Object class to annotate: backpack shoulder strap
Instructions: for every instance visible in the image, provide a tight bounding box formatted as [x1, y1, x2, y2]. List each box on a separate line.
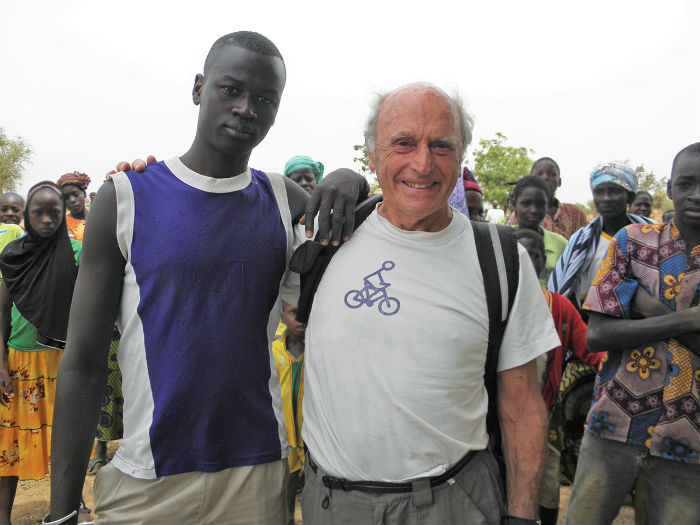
[471, 221, 519, 437]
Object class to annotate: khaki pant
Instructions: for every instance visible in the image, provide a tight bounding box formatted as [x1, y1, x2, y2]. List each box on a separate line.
[301, 449, 506, 525]
[93, 460, 287, 524]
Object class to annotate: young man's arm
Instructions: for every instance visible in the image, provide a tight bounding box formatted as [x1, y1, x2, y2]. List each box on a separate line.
[0, 281, 14, 406]
[587, 308, 700, 355]
[498, 359, 547, 520]
[49, 181, 125, 524]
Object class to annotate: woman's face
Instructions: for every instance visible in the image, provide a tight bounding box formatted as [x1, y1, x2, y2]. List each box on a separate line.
[28, 188, 64, 238]
[61, 184, 86, 216]
[515, 186, 548, 230]
[630, 193, 653, 217]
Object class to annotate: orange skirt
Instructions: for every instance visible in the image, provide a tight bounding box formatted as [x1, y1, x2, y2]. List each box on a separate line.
[0, 347, 62, 480]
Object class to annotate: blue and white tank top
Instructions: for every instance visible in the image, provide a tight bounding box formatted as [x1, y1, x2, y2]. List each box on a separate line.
[110, 157, 296, 479]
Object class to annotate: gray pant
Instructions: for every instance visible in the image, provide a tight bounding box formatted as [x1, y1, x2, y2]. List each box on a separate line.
[301, 450, 506, 525]
[566, 432, 700, 525]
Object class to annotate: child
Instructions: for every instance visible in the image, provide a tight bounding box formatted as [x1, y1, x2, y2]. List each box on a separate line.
[515, 228, 603, 525]
[273, 301, 306, 525]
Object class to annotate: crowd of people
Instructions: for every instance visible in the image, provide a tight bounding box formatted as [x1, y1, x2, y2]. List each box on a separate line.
[0, 30, 697, 525]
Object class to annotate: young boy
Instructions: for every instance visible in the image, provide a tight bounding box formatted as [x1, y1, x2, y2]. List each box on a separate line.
[272, 301, 306, 525]
[516, 228, 603, 525]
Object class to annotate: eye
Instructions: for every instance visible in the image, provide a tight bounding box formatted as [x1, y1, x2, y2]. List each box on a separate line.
[431, 141, 453, 154]
[257, 95, 274, 106]
[223, 86, 240, 96]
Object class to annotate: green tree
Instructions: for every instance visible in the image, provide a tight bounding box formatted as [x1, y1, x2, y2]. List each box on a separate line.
[471, 132, 534, 209]
[0, 127, 32, 192]
[634, 164, 671, 213]
[353, 143, 378, 188]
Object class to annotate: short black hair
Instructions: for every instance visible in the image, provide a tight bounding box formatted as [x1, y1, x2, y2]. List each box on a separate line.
[670, 142, 700, 180]
[0, 192, 25, 207]
[531, 157, 560, 177]
[203, 31, 285, 75]
[511, 175, 551, 206]
[515, 228, 545, 258]
[633, 190, 652, 201]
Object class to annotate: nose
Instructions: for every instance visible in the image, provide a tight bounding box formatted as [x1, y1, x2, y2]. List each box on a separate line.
[232, 94, 257, 120]
[410, 144, 432, 174]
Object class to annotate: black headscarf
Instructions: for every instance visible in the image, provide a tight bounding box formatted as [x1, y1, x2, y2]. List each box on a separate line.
[0, 181, 79, 349]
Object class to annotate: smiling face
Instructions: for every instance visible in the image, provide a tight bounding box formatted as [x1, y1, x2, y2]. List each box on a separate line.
[668, 151, 700, 231]
[28, 188, 64, 238]
[592, 182, 632, 221]
[0, 194, 24, 225]
[368, 86, 462, 232]
[531, 160, 560, 202]
[193, 45, 286, 161]
[630, 192, 653, 217]
[514, 186, 548, 231]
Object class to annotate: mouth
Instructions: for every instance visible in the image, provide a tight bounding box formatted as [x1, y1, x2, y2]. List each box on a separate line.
[224, 124, 255, 139]
[401, 181, 437, 190]
[684, 208, 700, 218]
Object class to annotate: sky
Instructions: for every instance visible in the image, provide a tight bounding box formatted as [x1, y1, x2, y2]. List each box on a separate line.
[2, 0, 699, 205]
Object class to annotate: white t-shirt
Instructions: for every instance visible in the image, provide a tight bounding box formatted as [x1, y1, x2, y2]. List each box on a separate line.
[302, 209, 560, 482]
[486, 207, 505, 223]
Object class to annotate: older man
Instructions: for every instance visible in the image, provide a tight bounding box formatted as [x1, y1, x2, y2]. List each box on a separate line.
[301, 84, 560, 525]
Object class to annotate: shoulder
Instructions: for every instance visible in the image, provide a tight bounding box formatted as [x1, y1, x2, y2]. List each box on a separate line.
[560, 202, 587, 217]
[543, 228, 568, 246]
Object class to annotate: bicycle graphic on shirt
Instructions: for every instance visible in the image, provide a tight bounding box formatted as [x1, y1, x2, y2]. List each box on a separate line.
[344, 261, 400, 316]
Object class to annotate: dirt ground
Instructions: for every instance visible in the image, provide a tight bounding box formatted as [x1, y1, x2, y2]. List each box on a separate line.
[11, 443, 635, 525]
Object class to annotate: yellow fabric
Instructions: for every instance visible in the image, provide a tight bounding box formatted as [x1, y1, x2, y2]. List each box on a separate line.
[0, 346, 62, 479]
[272, 323, 305, 473]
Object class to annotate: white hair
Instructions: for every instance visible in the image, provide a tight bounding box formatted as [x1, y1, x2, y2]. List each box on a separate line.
[363, 83, 474, 161]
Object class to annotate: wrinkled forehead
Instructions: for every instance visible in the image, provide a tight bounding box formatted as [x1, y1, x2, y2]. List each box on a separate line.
[377, 87, 458, 135]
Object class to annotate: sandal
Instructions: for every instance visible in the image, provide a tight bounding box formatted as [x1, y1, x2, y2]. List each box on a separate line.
[87, 457, 107, 476]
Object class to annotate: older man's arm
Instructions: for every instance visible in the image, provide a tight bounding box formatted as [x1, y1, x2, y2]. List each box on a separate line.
[498, 358, 547, 520]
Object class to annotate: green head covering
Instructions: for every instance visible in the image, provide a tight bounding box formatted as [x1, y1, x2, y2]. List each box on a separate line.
[283, 155, 324, 183]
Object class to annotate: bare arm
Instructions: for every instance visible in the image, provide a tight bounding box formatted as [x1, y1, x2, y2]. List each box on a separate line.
[587, 306, 700, 355]
[49, 181, 125, 524]
[0, 281, 14, 405]
[498, 359, 547, 520]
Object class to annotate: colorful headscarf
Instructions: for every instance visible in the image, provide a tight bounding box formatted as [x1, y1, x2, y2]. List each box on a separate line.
[57, 171, 91, 191]
[589, 163, 637, 193]
[462, 167, 482, 194]
[284, 156, 324, 183]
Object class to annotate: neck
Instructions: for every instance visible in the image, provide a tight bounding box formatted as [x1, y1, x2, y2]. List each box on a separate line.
[377, 202, 453, 232]
[675, 219, 700, 252]
[548, 197, 558, 217]
[286, 333, 305, 356]
[602, 213, 629, 237]
[180, 139, 251, 179]
[69, 210, 86, 221]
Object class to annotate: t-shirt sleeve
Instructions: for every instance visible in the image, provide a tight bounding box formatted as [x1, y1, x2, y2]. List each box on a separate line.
[498, 245, 561, 372]
[582, 227, 636, 319]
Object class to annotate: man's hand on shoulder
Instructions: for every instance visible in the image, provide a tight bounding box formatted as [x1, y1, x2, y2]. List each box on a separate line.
[304, 168, 370, 246]
[105, 155, 157, 178]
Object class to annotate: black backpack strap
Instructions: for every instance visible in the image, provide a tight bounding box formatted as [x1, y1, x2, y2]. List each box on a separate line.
[290, 195, 383, 323]
[471, 221, 519, 485]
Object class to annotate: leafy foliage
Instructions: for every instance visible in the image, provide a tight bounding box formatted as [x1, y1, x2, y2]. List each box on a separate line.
[0, 127, 32, 192]
[472, 132, 534, 208]
[634, 164, 671, 213]
[353, 143, 378, 187]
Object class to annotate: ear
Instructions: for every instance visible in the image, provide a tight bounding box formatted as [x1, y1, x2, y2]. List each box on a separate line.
[367, 140, 377, 172]
[667, 178, 673, 200]
[627, 191, 636, 205]
[192, 74, 205, 106]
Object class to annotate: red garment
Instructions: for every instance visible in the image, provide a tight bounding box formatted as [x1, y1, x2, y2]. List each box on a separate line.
[541, 287, 603, 412]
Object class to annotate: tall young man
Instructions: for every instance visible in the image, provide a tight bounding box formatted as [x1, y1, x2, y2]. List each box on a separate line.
[566, 143, 700, 525]
[49, 32, 365, 525]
